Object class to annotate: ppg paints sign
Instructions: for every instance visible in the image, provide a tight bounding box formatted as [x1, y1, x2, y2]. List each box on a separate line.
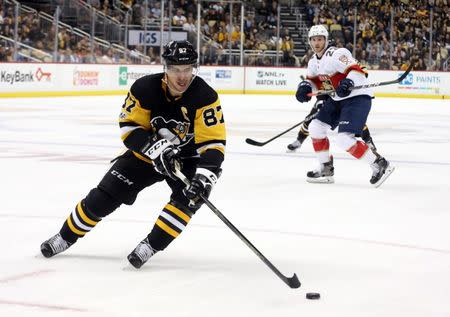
[128, 30, 187, 46]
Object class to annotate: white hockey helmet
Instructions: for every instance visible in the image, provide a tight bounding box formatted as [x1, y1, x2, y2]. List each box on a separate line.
[308, 25, 329, 40]
[308, 25, 329, 54]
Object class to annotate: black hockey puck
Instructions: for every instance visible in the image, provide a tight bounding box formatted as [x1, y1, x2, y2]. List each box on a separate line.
[306, 292, 320, 300]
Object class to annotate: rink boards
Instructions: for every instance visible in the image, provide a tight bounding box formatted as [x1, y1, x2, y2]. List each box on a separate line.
[0, 62, 449, 99]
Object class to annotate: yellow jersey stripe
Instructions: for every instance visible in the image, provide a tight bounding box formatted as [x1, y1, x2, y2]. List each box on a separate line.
[198, 145, 225, 155]
[164, 204, 191, 223]
[67, 217, 86, 236]
[77, 202, 98, 226]
[132, 151, 153, 164]
[156, 219, 179, 238]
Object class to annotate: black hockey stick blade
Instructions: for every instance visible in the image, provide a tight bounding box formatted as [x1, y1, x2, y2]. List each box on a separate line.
[245, 137, 266, 146]
[286, 273, 301, 289]
[245, 118, 310, 147]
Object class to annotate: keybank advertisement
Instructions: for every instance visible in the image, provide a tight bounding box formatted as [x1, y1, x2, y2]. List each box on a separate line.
[0, 64, 54, 87]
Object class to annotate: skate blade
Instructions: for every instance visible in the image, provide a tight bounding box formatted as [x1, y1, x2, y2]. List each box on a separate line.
[307, 176, 334, 184]
[372, 166, 395, 188]
[286, 148, 298, 153]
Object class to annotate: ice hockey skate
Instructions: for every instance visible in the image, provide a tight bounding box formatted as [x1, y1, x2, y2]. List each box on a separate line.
[286, 139, 302, 152]
[127, 238, 157, 269]
[306, 157, 334, 183]
[370, 157, 395, 188]
[40, 233, 73, 258]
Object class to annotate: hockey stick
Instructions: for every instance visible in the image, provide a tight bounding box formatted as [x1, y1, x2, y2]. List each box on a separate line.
[245, 112, 317, 147]
[174, 169, 301, 289]
[307, 63, 413, 97]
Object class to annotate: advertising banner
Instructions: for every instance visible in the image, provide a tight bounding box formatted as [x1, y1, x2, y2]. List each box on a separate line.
[370, 70, 450, 97]
[117, 65, 163, 88]
[0, 64, 55, 90]
[0, 63, 448, 98]
[245, 67, 307, 93]
[128, 30, 187, 46]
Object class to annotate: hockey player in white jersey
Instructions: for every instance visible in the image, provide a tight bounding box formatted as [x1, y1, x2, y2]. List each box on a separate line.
[296, 25, 394, 187]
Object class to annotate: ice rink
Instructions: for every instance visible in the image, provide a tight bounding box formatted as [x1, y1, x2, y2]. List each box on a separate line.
[1, 93, 450, 317]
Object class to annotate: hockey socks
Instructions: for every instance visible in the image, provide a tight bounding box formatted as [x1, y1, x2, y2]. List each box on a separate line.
[60, 200, 102, 243]
[147, 202, 192, 251]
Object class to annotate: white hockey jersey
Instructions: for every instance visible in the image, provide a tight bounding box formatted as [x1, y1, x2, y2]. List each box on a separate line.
[306, 46, 373, 101]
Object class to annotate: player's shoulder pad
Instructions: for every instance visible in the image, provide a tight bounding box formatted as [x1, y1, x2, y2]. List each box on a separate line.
[130, 73, 163, 100]
[333, 47, 353, 58]
[190, 76, 219, 107]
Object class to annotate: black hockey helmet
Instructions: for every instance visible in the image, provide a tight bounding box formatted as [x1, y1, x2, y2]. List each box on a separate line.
[162, 40, 198, 65]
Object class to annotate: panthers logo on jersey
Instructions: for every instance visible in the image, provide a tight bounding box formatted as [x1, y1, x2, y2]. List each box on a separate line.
[318, 75, 334, 90]
[151, 116, 193, 146]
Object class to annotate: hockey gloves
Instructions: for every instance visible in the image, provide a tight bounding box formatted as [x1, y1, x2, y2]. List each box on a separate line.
[141, 135, 181, 180]
[336, 78, 354, 97]
[183, 168, 218, 208]
[296, 80, 312, 103]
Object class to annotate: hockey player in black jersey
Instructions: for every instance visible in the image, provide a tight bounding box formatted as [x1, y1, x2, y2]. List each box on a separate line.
[40, 40, 226, 269]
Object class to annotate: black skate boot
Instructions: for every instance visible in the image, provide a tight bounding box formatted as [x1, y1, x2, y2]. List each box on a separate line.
[370, 157, 395, 188]
[306, 156, 334, 183]
[127, 238, 157, 269]
[287, 139, 302, 151]
[40, 233, 73, 258]
[287, 133, 307, 152]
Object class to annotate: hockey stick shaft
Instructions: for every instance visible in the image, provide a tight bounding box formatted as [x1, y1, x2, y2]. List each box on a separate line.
[245, 111, 317, 147]
[307, 63, 413, 97]
[174, 169, 301, 289]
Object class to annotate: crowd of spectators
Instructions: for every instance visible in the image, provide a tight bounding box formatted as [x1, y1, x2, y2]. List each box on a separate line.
[123, 0, 293, 66]
[302, 0, 449, 70]
[1, 0, 294, 65]
[0, 0, 152, 63]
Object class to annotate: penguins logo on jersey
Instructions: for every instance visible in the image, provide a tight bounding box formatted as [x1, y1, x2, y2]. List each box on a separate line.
[151, 116, 193, 146]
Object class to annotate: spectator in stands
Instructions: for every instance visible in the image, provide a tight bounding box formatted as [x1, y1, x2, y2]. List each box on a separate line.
[59, 48, 79, 63]
[0, 44, 7, 62]
[201, 40, 219, 65]
[183, 15, 196, 33]
[281, 33, 294, 64]
[172, 8, 187, 27]
[230, 25, 242, 48]
[150, 2, 162, 19]
[285, 50, 300, 67]
[378, 56, 390, 70]
[200, 18, 211, 37]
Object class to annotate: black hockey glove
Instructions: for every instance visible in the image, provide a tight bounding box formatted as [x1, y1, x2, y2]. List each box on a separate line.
[183, 168, 218, 208]
[296, 80, 313, 103]
[336, 78, 354, 97]
[141, 135, 181, 180]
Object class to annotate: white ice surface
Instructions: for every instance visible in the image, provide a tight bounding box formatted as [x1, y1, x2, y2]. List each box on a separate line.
[0, 94, 449, 317]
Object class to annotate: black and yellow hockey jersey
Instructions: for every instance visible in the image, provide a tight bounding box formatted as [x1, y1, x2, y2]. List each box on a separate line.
[119, 73, 226, 172]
